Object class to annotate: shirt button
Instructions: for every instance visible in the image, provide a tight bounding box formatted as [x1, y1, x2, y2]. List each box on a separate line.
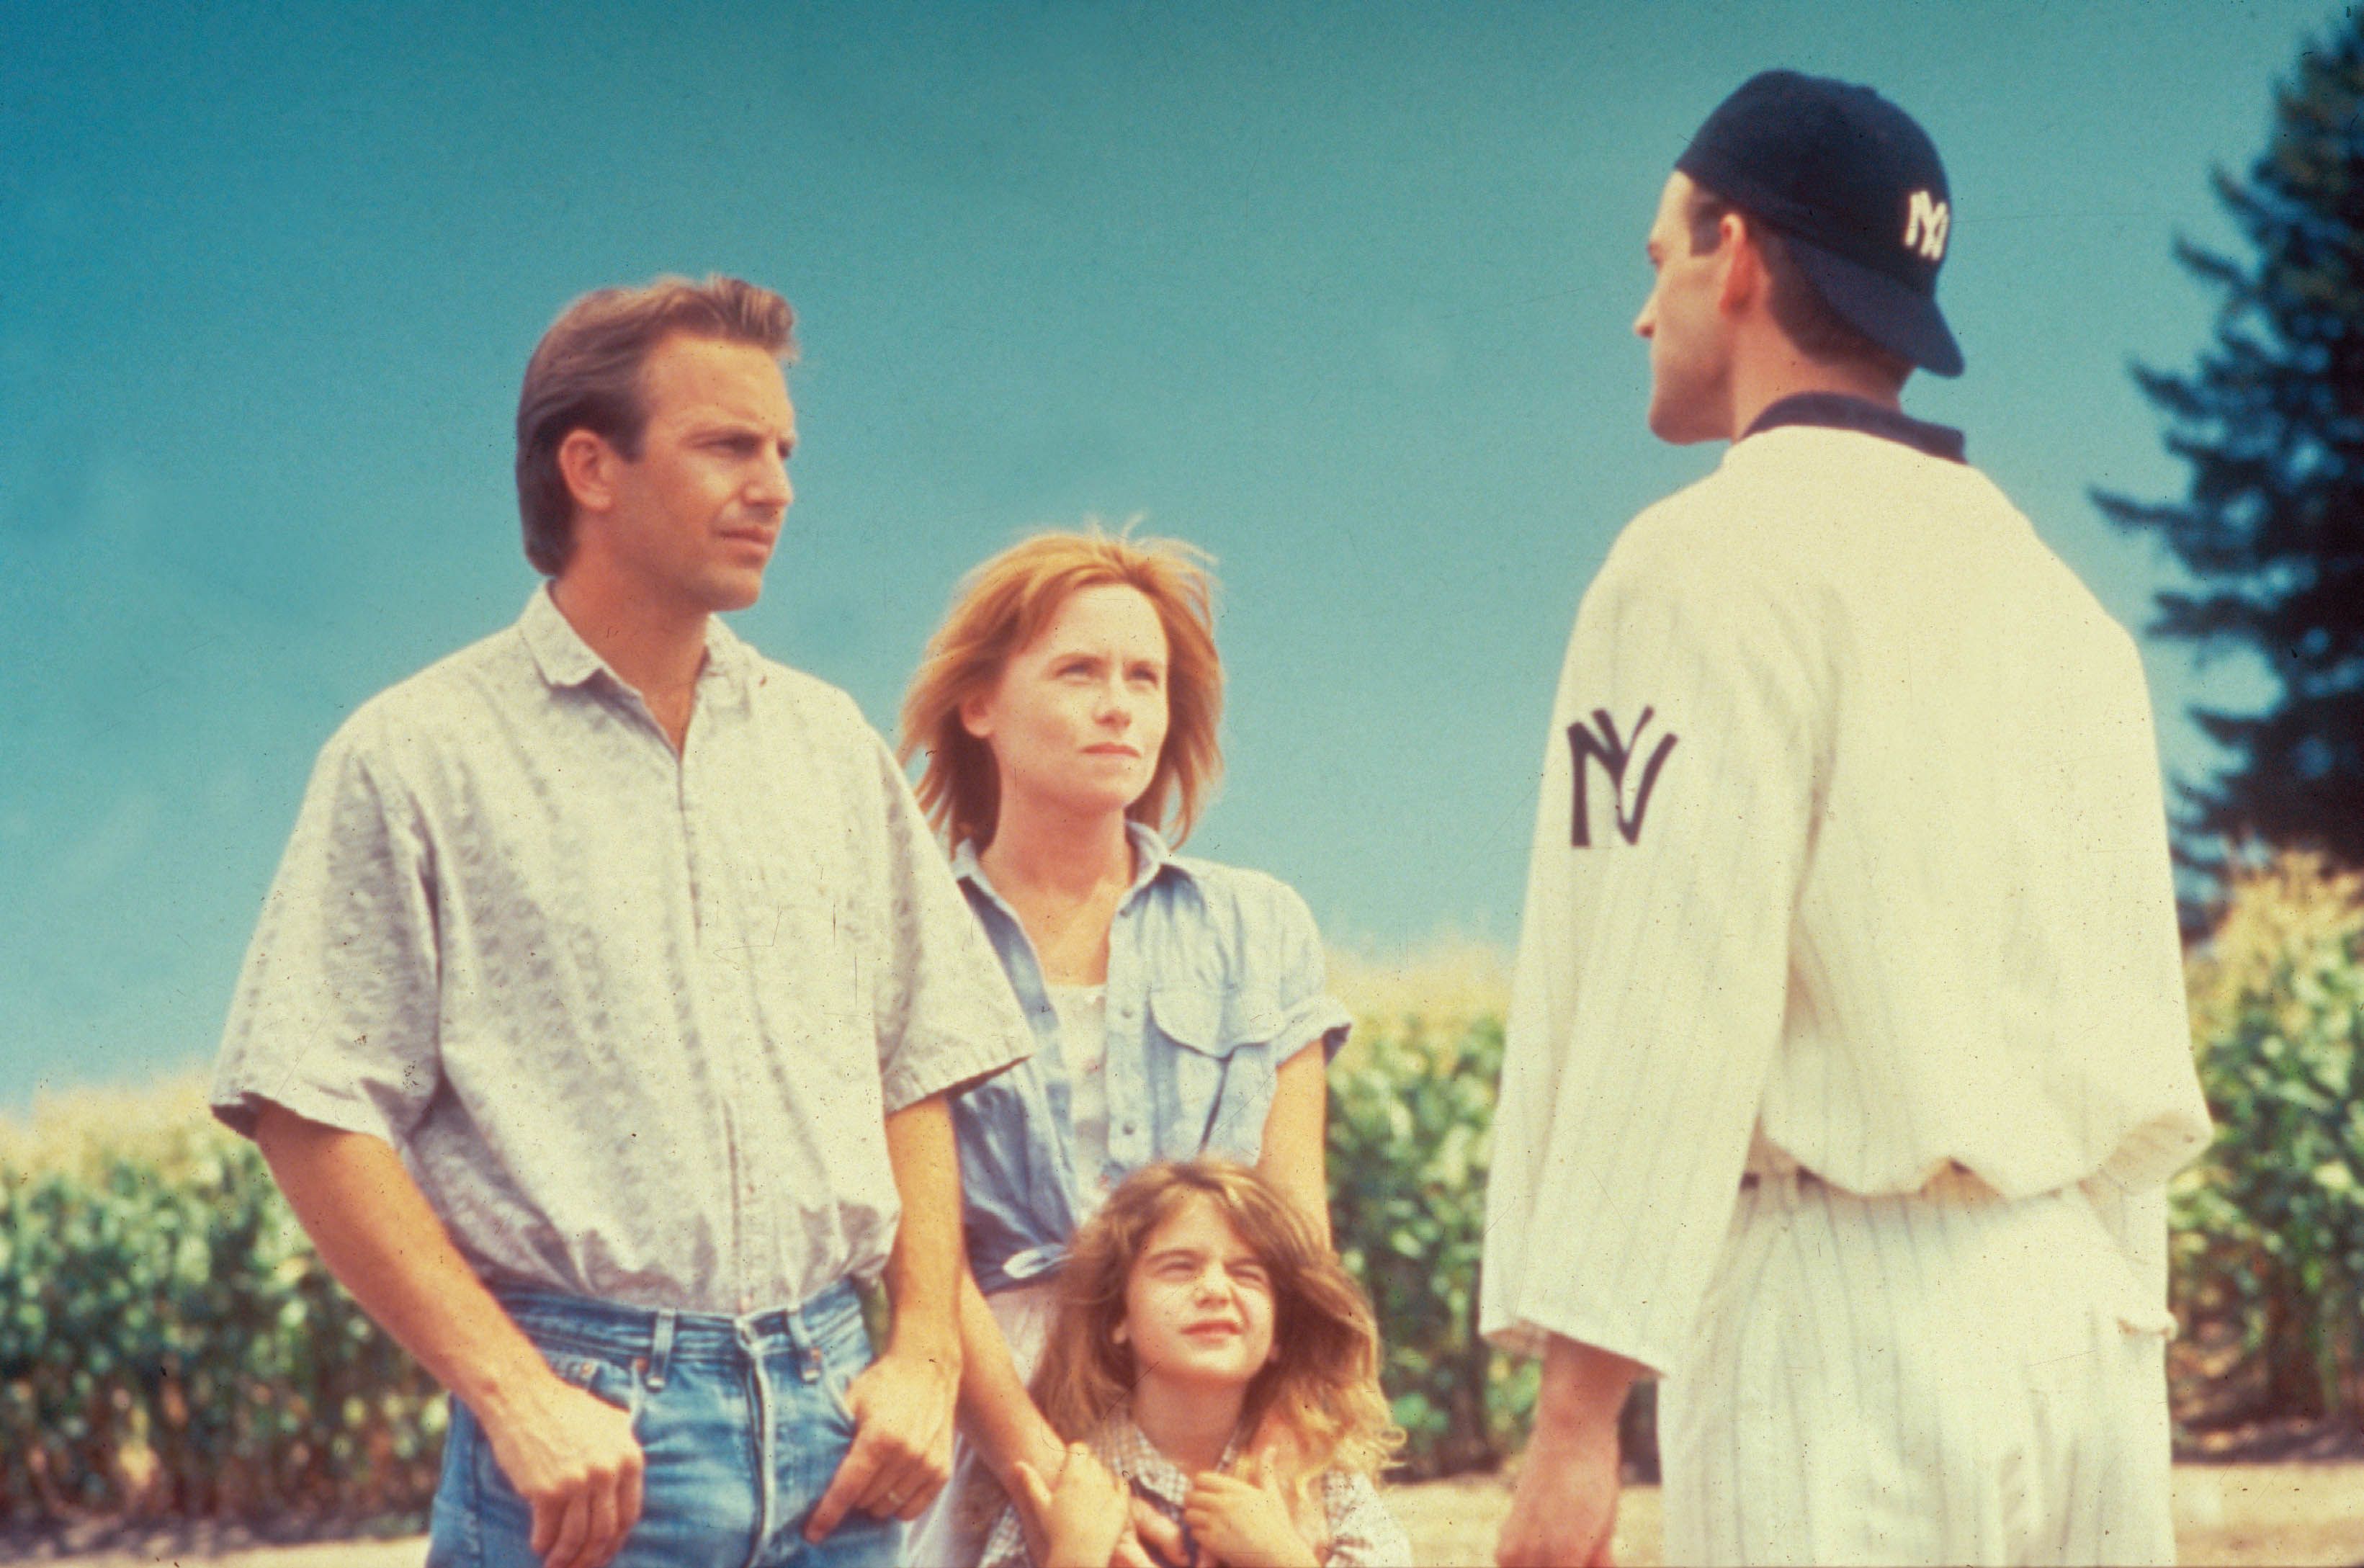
[1120, 1121, 1137, 1137]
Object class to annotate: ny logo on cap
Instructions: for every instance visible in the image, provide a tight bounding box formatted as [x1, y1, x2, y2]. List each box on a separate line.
[1904, 189, 1949, 262]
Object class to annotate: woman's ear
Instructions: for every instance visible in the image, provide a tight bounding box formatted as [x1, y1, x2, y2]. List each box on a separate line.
[957, 688, 996, 742]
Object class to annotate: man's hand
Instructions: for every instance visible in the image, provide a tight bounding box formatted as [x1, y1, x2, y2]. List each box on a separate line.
[1013, 1443, 1133, 1568]
[1495, 1408, 1622, 1567]
[248, 1110, 648, 1568]
[1184, 1456, 1319, 1568]
[1496, 1335, 1640, 1567]
[803, 1345, 957, 1541]
[478, 1370, 645, 1568]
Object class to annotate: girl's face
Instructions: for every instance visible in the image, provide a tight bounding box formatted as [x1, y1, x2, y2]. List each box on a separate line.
[1121, 1194, 1277, 1393]
[961, 583, 1170, 828]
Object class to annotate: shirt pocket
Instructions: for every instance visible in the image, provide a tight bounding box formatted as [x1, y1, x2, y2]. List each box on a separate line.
[1146, 985, 1283, 1163]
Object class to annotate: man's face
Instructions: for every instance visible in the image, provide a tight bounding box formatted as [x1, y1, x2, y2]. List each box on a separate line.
[1633, 171, 1736, 444]
[586, 333, 796, 614]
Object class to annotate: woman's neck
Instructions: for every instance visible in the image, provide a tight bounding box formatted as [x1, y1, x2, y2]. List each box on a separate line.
[1130, 1377, 1246, 1477]
[976, 802, 1134, 903]
[977, 802, 1137, 986]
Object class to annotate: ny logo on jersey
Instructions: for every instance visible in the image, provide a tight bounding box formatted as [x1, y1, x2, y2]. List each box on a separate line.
[1903, 189, 1950, 262]
[1567, 707, 1678, 847]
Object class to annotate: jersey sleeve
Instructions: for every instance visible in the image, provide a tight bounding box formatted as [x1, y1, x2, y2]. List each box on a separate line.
[1482, 537, 1821, 1376]
[858, 722, 1036, 1113]
[210, 717, 443, 1147]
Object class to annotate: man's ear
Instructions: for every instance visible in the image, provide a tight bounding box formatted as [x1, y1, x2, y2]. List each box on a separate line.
[1716, 215, 1768, 317]
[557, 428, 622, 518]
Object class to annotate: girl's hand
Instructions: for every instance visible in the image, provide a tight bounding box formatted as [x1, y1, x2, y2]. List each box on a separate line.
[1243, 1415, 1330, 1564]
[1183, 1456, 1320, 1568]
[1013, 1443, 1132, 1568]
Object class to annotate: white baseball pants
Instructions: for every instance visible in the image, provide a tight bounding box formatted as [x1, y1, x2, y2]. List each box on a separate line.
[1658, 1171, 2177, 1566]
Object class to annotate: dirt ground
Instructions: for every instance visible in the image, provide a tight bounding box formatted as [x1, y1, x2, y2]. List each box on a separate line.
[9, 1463, 2362, 1567]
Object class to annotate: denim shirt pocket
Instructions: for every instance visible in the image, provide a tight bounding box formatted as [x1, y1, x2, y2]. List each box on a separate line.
[1147, 985, 1283, 1164]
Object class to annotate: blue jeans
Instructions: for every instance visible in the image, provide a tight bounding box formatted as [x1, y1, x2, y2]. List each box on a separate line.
[427, 1281, 900, 1568]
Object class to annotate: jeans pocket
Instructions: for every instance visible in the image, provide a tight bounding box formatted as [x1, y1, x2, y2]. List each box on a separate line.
[816, 1318, 877, 1430]
[537, 1344, 645, 1425]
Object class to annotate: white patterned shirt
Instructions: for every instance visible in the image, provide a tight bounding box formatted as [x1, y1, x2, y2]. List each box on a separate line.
[1483, 420, 2213, 1378]
[212, 588, 1032, 1314]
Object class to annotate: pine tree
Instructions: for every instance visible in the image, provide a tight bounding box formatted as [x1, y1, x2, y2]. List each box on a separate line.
[2097, 21, 2364, 872]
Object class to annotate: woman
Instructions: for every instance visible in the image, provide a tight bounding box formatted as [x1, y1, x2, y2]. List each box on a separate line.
[897, 529, 1350, 1566]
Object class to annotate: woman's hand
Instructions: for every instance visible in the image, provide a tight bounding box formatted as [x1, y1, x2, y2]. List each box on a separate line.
[1013, 1443, 1133, 1568]
[1242, 1415, 1330, 1563]
[1183, 1455, 1320, 1568]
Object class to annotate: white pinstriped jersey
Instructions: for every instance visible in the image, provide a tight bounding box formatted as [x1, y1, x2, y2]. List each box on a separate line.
[1482, 419, 2213, 1379]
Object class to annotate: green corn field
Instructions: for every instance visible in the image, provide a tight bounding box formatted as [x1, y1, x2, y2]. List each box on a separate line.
[5, 880, 2360, 1527]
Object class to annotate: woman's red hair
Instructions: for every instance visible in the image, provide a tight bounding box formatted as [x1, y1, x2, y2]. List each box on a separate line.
[898, 526, 1224, 849]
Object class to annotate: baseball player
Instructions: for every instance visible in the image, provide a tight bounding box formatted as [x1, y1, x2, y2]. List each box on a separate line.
[1483, 72, 2213, 1567]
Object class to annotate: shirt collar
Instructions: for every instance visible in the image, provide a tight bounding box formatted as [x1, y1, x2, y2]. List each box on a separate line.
[1098, 1407, 1242, 1507]
[1740, 392, 1966, 463]
[516, 585, 755, 692]
[953, 819, 1193, 901]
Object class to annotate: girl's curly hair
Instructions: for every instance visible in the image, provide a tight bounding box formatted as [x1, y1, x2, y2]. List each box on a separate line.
[1030, 1160, 1402, 1482]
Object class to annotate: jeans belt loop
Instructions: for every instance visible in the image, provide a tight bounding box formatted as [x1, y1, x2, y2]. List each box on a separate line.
[792, 1295, 827, 1384]
[647, 1307, 678, 1389]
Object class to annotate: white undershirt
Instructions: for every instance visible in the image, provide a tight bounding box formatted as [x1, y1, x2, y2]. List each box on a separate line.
[1049, 982, 1111, 1214]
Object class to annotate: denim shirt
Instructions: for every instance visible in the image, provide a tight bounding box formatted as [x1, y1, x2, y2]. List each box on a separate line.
[949, 823, 1352, 1294]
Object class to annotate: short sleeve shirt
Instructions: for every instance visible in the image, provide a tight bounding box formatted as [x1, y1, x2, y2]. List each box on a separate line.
[949, 825, 1352, 1294]
[211, 588, 1033, 1315]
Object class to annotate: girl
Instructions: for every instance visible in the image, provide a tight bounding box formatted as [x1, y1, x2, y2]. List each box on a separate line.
[979, 1160, 1408, 1568]
[898, 529, 1352, 1564]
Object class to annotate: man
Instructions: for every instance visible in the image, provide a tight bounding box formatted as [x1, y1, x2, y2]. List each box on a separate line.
[212, 276, 1033, 1568]
[1484, 73, 2213, 1567]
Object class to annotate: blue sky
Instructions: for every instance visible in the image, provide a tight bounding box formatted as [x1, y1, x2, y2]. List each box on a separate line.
[0, 1, 2328, 1106]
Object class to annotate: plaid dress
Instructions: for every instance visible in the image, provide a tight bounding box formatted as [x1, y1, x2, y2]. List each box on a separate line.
[976, 1410, 1411, 1567]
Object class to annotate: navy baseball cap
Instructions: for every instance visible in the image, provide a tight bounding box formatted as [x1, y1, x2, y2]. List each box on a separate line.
[1675, 70, 1964, 377]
